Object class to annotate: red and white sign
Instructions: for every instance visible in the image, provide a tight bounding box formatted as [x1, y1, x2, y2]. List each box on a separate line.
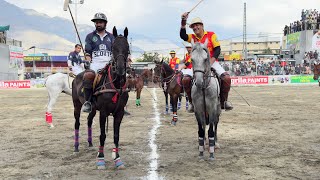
[231, 76, 269, 85]
[0, 80, 31, 89]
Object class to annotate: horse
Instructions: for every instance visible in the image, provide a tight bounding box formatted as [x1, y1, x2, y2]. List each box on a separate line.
[153, 60, 192, 125]
[71, 26, 129, 170]
[126, 68, 153, 106]
[45, 72, 73, 128]
[313, 62, 320, 86]
[191, 39, 221, 161]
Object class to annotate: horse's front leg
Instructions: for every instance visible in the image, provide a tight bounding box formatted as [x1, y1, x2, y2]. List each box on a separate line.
[208, 123, 215, 161]
[171, 95, 179, 126]
[87, 109, 96, 147]
[136, 88, 141, 106]
[197, 118, 205, 160]
[113, 110, 125, 169]
[96, 112, 107, 169]
[164, 91, 169, 114]
[73, 100, 82, 152]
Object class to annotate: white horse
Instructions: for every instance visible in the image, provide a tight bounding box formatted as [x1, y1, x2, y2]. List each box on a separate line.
[45, 73, 73, 128]
[191, 39, 221, 161]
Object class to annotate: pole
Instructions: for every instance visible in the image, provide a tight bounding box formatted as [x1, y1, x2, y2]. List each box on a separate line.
[75, 0, 78, 44]
[33, 47, 35, 76]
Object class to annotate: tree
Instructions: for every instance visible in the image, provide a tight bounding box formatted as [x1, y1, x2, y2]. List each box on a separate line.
[136, 52, 160, 62]
[263, 48, 273, 54]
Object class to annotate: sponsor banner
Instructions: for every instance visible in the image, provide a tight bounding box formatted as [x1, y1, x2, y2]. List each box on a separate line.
[9, 45, 24, 69]
[312, 31, 320, 50]
[224, 53, 242, 61]
[268, 75, 291, 84]
[287, 32, 300, 51]
[30, 79, 46, 88]
[0, 80, 31, 89]
[290, 75, 318, 84]
[231, 76, 269, 85]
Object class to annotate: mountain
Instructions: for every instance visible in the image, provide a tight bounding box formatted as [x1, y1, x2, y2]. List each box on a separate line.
[0, 0, 166, 57]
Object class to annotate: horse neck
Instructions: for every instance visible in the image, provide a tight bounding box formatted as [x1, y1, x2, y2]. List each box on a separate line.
[162, 64, 174, 78]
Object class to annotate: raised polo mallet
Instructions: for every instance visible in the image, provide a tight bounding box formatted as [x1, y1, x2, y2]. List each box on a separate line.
[63, 0, 85, 57]
[188, 0, 205, 14]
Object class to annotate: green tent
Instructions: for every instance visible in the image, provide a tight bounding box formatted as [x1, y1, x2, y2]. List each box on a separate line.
[0, 25, 10, 32]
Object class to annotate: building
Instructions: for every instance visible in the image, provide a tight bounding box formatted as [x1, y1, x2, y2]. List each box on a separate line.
[220, 36, 281, 60]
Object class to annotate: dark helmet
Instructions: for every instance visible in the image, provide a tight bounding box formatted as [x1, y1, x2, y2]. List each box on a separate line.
[91, 13, 108, 23]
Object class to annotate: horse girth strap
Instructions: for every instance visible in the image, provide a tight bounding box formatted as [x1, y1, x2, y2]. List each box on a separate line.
[94, 88, 130, 96]
[93, 73, 103, 90]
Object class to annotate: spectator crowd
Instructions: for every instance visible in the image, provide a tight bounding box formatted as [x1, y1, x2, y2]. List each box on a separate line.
[284, 9, 320, 36]
[220, 60, 317, 76]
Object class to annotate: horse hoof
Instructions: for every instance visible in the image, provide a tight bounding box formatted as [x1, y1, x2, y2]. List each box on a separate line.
[171, 121, 176, 126]
[97, 159, 106, 170]
[117, 164, 126, 170]
[88, 143, 93, 148]
[114, 158, 125, 169]
[48, 123, 54, 128]
[208, 157, 215, 161]
[198, 156, 205, 161]
[97, 165, 106, 170]
[74, 148, 79, 153]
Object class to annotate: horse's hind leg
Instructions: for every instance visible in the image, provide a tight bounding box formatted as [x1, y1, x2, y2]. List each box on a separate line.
[113, 111, 125, 169]
[185, 96, 189, 110]
[46, 91, 59, 128]
[73, 100, 82, 152]
[87, 109, 96, 147]
[178, 95, 182, 110]
[214, 117, 220, 149]
[96, 112, 107, 169]
[208, 123, 215, 161]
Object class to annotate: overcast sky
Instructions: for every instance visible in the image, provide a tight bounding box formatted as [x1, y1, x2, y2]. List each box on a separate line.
[5, 0, 320, 45]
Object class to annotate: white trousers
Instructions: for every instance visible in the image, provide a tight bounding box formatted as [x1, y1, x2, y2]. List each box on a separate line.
[211, 61, 225, 77]
[90, 62, 108, 73]
[72, 65, 84, 75]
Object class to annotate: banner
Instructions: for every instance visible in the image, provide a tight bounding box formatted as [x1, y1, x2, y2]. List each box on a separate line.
[268, 75, 291, 84]
[312, 30, 320, 51]
[0, 25, 10, 32]
[287, 32, 300, 51]
[9, 45, 24, 69]
[0, 80, 31, 89]
[290, 75, 318, 84]
[23, 56, 52, 61]
[224, 54, 242, 61]
[231, 76, 269, 85]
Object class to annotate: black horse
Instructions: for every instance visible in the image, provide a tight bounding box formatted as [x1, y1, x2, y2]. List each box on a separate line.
[72, 26, 129, 169]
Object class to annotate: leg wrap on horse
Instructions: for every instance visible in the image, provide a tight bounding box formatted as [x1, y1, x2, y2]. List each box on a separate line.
[220, 72, 233, 110]
[209, 137, 215, 153]
[198, 137, 204, 152]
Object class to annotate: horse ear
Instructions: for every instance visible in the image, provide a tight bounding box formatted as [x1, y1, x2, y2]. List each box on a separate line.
[124, 27, 128, 38]
[113, 26, 118, 37]
[204, 38, 208, 47]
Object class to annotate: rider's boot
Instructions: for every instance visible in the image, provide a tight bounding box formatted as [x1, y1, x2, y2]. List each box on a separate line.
[82, 71, 95, 113]
[220, 72, 233, 110]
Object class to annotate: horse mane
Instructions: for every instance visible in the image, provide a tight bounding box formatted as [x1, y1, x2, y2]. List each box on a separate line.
[162, 61, 174, 74]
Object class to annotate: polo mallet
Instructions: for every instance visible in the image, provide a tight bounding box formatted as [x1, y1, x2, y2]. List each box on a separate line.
[231, 86, 251, 107]
[185, 0, 205, 26]
[188, 0, 205, 14]
[63, 0, 89, 68]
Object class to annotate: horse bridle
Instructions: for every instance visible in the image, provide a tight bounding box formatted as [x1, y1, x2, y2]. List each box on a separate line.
[192, 48, 212, 89]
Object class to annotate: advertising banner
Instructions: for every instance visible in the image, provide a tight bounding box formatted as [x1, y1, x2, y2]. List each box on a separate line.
[231, 76, 269, 85]
[268, 75, 291, 84]
[312, 30, 320, 51]
[0, 80, 31, 89]
[9, 45, 24, 69]
[290, 75, 318, 84]
[287, 32, 300, 51]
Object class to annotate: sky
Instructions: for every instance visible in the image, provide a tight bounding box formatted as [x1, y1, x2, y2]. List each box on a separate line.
[4, 0, 320, 56]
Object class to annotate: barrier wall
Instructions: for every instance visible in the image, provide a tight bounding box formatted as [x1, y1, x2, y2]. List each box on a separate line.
[0, 75, 318, 89]
[231, 75, 318, 86]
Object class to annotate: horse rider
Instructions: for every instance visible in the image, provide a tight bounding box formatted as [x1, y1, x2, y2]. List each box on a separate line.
[81, 12, 115, 113]
[67, 44, 85, 76]
[169, 50, 180, 71]
[180, 13, 233, 110]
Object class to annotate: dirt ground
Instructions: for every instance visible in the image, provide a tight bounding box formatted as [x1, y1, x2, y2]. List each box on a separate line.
[0, 85, 319, 180]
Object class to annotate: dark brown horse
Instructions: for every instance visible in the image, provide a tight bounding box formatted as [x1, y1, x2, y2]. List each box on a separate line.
[71, 27, 129, 169]
[127, 68, 153, 106]
[313, 62, 320, 86]
[153, 60, 192, 125]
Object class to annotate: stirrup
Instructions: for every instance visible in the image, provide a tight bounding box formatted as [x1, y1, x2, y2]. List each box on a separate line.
[223, 101, 233, 111]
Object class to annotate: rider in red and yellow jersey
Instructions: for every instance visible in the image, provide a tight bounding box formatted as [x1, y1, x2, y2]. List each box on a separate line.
[169, 50, 180, 71]
[180, 13, 233, 110]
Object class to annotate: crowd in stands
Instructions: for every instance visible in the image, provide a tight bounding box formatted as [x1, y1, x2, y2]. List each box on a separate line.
[284, 9, 320, 36]
[221, 59, 317, 76]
